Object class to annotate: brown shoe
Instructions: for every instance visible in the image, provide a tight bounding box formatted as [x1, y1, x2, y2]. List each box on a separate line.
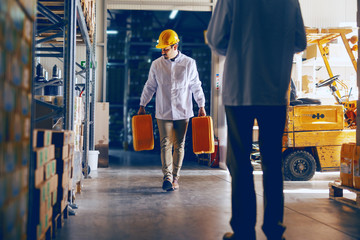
[223, 232, 234, 240]
[162, 177, 173, 191]
[173, 178, 179, 190]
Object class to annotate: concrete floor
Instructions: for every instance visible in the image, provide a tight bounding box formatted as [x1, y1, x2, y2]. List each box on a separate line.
[57, 149, 360, 240]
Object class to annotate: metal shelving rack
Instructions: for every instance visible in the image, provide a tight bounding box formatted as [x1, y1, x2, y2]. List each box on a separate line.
[29, 0, 96, 238]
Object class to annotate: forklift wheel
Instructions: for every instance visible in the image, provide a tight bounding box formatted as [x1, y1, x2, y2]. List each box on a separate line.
[283, 150, 316, 181]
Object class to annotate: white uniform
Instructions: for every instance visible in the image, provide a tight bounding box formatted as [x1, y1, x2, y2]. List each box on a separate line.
[140, 51, 205, 120]
[206, 0, 307, 106]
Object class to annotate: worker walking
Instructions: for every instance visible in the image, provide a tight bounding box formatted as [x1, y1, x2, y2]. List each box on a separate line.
[207, 0, 306, 239]
[138, 29, 206, 191]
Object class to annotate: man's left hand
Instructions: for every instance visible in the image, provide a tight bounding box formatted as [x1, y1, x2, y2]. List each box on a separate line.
[198, 107, 206, 117]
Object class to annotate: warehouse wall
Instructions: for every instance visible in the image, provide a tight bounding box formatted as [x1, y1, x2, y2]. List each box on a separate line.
[107, 0, 214, 11]
[295, 0, 358, 104]
[300, 0, 356, 28]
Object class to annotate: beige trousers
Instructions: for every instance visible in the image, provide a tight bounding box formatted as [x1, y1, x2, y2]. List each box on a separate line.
[156, 119, 189, 181]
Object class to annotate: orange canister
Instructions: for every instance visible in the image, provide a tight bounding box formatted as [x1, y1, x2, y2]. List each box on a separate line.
[353, 145, 360, 189]
[132, 114, 154, 151]
[192, 116, 215, 154]
[340, 143, 355, 187]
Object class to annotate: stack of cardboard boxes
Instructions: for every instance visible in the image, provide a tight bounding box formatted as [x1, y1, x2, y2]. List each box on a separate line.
[0, 0, 36, 239]
[33, 129, 74, 240]
[52, 130, 74, 217]
[33, 129, 57, 239]
[73, 96, 84, 152]
[340, 143, 360, 189]
[80, 0, 95, 42]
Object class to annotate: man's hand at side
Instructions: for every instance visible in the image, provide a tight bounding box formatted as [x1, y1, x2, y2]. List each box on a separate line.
[138, 106, 146, 115]
[198, 107, 206, 117]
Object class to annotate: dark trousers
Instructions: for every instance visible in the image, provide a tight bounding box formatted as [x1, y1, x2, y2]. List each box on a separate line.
[225, 105, 287, 240]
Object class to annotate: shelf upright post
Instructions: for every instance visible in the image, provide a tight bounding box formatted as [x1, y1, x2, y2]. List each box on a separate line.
[90, 2, 97, 151]
[64, 0, 76, 130]
[123, 33, 130, 150]
[83, 46, 91, 178]
[28, 12, 37, 240]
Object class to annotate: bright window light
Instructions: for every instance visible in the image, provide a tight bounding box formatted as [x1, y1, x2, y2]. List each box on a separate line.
[169, 10, 178, 20]
[107, 30, 118, 35]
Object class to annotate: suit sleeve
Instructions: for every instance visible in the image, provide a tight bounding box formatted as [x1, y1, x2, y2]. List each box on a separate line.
[294, 1, 307, 53]
[206, 0, 232, 56]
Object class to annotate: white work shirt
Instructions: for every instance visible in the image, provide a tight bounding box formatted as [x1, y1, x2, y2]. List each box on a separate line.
[207, 0, 307, 106]
[140, 51, 205, 120]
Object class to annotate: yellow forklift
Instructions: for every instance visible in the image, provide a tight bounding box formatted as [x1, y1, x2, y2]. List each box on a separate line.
[282, 28, 357, 181]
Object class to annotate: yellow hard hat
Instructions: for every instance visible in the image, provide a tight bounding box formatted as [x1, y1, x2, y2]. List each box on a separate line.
[156, 29, 180, 49]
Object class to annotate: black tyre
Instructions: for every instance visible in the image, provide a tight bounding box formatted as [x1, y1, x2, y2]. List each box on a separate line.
[283, 150, 316, 181]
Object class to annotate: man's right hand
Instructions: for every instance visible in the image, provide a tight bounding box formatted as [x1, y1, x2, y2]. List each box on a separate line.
[137, 106, 146, 115]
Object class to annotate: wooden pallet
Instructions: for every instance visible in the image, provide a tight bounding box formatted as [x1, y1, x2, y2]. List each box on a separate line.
[38, 222, 53, 240]
[44, 223, 53, 240]
[52, 205, 69, 238]
[329, 182, 360, 209]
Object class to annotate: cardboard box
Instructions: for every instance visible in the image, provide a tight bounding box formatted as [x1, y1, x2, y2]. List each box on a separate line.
[48, 144, 55, 160]
[0, 144, 3, 174]
[303, 43, 318, 60]
[95, 102, 109, 167]
[62, 171, 70, 189]
[74, 97, 83, 124]
[21, 166, 29, 190]
[4, 143, 16, 173]
[33, 129, 52, 148]
[3, 81, 15, 112]
[19, 190, 28, 218]
[61, 199, 67, 212]
[21, 141, 30, 166]
[68, 144, 74, 158]
[56, 158, 70, 175]
[55, 145, 69, 160]
[38, 180, 51, 204]
[36, 200, 52, 240]
[33, 147, 49, 169]
[4, 200, 17, 234]
[52, 131, 69, 147]
[10, 170, 21, 198]
[0, 111, 4, 143]
[50, 174, 58, 193]
[68, 131, 74, 145]
[44, 160, 56, 180]
[23, 117, 31, 140]
[20, 90, 31, 116]
[51, 189, 57, 206]
[0, 176, 6, 208]
[12, 113, 22, 142]
[34, 166, 44, 188]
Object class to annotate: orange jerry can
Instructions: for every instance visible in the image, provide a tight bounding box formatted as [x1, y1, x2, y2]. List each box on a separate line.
[132, 114, 154, 151]
[340, 143, 355, 187]
[192, 116, 215, 154]
[353, 145, 360, 190]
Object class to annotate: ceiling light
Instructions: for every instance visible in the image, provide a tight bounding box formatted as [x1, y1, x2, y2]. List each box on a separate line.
[107, 30, 118, 35]
[169, 10, 178, 20]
